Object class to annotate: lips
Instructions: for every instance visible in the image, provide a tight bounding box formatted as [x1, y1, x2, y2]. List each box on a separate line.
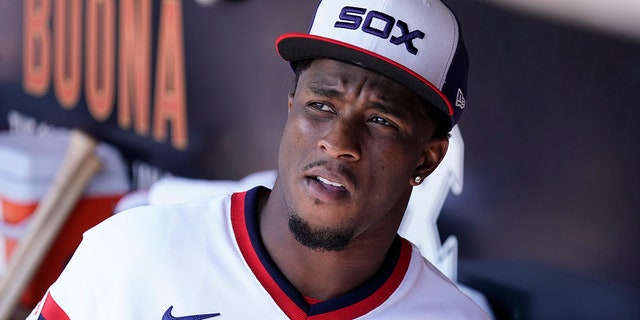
[306, 175, 349, 202]
[303, 165, 355, 201]
[316, 176, 346, 189]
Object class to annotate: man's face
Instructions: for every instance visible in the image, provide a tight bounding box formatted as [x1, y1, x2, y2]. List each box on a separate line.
[277, 59, 445, 251]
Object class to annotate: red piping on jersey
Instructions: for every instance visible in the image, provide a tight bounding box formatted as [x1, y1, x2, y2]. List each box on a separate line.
[231, 191, 308, 319]
[309, 240, 411, 319]
[231, 190, 412, 319]
[40, 292, 71, 320]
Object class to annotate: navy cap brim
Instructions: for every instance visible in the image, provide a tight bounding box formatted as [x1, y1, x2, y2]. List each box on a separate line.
[276, 33, 455, 129]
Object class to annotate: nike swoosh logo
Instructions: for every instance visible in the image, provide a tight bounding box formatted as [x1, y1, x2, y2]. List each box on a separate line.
[162, 306, 221, 320]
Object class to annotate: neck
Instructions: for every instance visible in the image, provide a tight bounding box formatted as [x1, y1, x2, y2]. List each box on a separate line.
[258, 186, 406, 301]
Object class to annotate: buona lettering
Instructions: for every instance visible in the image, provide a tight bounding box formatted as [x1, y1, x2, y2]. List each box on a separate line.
[22, 0, 188, 150]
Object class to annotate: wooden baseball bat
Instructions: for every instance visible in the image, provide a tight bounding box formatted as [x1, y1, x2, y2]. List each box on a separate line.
[0, 130, 102, 319]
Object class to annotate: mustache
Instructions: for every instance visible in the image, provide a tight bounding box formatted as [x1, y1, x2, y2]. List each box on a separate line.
[302, 160, 358, 189]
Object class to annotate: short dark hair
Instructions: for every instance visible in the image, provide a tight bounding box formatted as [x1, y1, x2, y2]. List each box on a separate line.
[292, 59, 450, 139]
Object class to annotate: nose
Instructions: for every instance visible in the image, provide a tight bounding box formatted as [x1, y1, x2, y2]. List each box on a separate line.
[317, 118, 362, 161]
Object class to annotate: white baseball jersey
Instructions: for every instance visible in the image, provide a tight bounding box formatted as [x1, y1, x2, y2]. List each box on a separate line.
[28, 187, 490, 319]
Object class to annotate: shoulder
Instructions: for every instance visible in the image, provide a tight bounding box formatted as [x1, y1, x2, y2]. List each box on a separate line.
[75, 193, 235, 265]
[39, 190, 261, 318]
[89, 193, 232, 238]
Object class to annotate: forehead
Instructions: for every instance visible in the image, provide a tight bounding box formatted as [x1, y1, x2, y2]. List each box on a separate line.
[298, 59, 428, 116]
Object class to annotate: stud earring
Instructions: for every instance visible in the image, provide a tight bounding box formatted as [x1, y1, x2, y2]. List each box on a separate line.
[414, 176, 422, 184]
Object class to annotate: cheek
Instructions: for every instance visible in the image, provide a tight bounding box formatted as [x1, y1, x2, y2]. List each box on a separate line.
[366, 142, 418, 185]
[283, 117, 310, 148]
[278, 116, 316, 168]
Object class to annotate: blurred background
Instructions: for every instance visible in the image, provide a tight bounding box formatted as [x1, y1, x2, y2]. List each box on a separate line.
[0, 0, 639, 318]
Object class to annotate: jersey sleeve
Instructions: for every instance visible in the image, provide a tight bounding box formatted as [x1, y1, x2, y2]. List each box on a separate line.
[27, 231, 102, 319]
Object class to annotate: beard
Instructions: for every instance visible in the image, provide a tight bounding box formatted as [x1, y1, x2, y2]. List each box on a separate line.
[288, 211, 355, 252]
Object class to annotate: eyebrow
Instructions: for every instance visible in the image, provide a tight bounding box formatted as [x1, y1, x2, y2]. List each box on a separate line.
[370, 100, 411, 121]
[307, 81, 343, 99]
[307, 79, 413, 122]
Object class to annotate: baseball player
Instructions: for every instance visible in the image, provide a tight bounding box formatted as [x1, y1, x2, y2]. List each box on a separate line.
[28, 0, 491, 319]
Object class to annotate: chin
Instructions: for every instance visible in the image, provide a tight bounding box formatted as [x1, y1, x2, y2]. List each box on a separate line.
[287, 209, 355, 252]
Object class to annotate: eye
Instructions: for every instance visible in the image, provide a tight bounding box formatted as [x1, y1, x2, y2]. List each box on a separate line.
[309, 102, 334, 113]
[369, 115, 394, 127]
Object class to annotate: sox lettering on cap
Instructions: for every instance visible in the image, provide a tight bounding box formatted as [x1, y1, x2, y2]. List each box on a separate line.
[276, 0, 469, 130]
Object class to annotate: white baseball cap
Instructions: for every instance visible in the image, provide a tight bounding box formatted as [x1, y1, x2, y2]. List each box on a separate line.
[277, 0, 469, 130]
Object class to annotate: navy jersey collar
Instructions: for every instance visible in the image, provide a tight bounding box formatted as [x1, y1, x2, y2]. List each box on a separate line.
[231, 186, 411, 319]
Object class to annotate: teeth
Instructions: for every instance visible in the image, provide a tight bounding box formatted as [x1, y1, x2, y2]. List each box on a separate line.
[317, 176, 344, 188]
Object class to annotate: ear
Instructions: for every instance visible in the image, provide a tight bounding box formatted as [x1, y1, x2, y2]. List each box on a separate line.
[287, 92, 294, 112]
[411, 138, 449, 186]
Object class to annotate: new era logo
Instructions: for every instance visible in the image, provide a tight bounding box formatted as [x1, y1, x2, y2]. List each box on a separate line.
[455, 88, 466, 109]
